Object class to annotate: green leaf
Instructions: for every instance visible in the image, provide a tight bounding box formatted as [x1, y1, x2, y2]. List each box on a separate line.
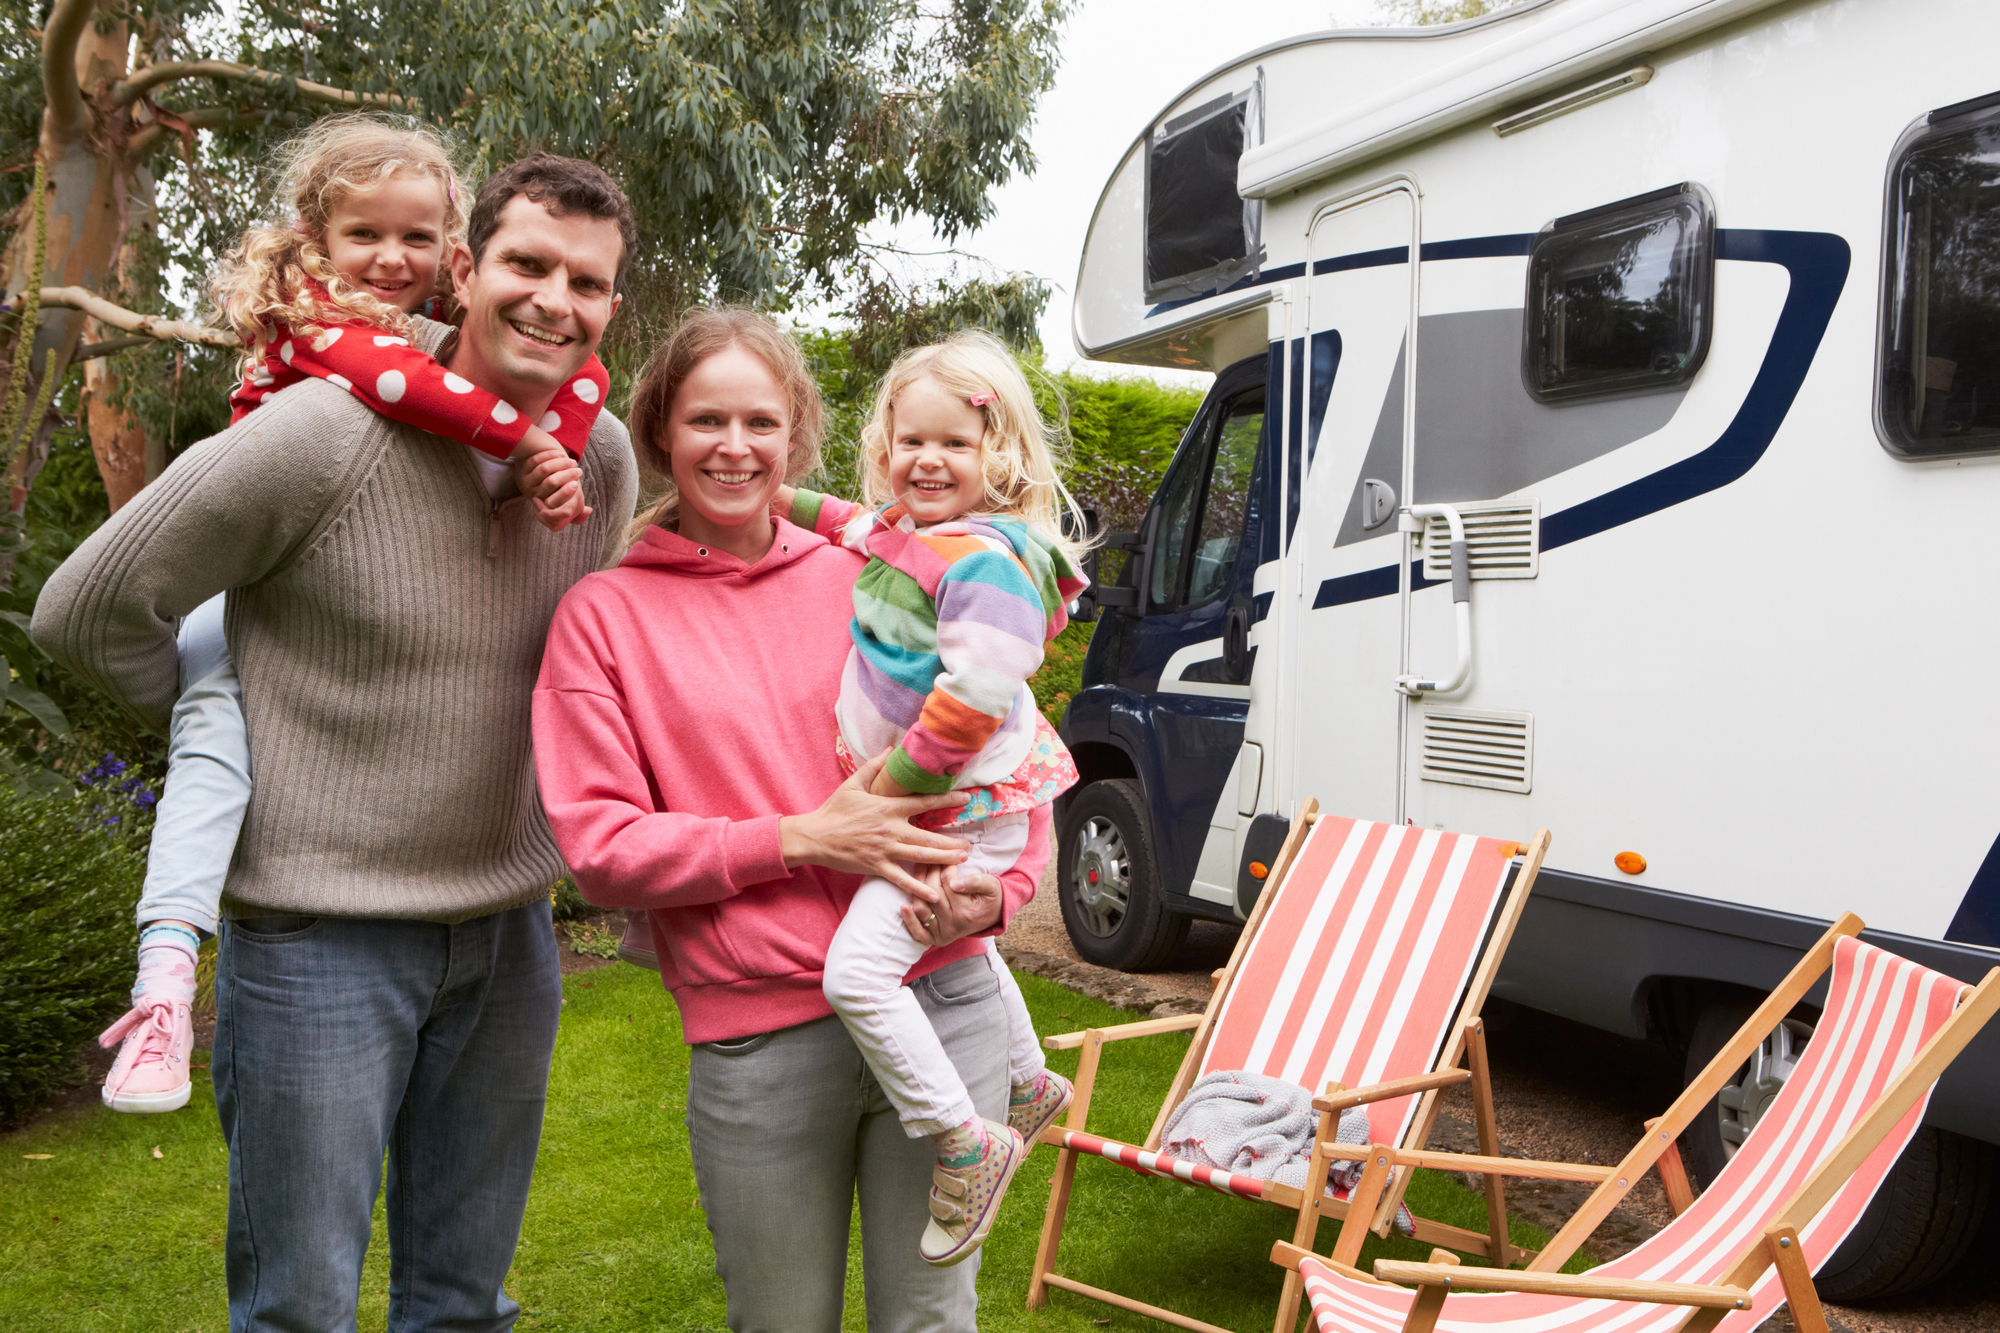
[3, 681, 70, 738]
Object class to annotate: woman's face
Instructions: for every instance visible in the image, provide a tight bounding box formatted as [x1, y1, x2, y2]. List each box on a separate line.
[666, 343, 791, 558]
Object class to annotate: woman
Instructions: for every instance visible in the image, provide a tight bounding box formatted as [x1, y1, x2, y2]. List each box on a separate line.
[532, 307, 1050, 1332]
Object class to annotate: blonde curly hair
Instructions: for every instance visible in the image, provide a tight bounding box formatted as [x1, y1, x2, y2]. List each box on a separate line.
[209, 115, 466, 371]
[860, 329, 1088, 565]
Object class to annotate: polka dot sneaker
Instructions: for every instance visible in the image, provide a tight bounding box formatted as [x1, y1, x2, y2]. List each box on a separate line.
[1006, 1070, 1074, 1146]
[919, 1119, 1024, 1268]
[98, 1001, 194, 1114]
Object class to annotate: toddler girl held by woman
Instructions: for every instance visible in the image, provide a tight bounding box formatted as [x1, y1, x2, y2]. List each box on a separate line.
[779, 331, 1088, 1266]
[97, 116, 608, 1113]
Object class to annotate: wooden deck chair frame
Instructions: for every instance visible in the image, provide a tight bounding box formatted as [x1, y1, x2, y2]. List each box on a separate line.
[1271, 911, 2000, 1333]
[1026, 802, 1574, 1333]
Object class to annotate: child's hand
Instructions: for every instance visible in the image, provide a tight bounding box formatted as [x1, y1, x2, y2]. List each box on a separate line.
[511, 428, 591, 532]
[769, 484, 797, 522]
[868, 766, 915, 799]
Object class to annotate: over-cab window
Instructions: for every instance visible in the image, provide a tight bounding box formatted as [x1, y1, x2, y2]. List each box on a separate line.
[1522, 183, 1715, 403]
[1879, 93, 2000, 458]
[1145, 82, 1263, 303]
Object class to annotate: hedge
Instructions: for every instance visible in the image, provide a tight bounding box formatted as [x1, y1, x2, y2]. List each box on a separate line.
[0, 779, 145, 1121]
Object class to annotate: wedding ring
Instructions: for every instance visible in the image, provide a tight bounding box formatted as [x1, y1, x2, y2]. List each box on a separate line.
[924, 913, 937, 928]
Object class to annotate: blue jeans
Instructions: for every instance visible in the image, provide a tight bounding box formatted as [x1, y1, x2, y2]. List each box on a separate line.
[687, 952, 1011, 1333]
[138, 593, 247, 935]
[214, 901, 561, 1332]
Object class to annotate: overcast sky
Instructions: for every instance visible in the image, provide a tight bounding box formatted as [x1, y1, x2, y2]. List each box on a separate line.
[853, 0, 1387, 385]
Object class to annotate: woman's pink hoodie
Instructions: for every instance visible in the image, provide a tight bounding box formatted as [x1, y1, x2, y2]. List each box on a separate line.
[533, 517, 1048, 1044]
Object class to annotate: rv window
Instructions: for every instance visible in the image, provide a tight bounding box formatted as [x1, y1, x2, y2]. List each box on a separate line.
[1186, 396, 1262, 606]
[1522, 184, 1714, 403]
[1879, 98, 2000, 457]
[1148, 387, 1263, 613]
[1146, 91, 1262, 303]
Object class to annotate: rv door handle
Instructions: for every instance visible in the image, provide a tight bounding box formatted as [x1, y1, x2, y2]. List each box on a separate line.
[1397, 504, 1473, 696]
[1224, 606, 1251, 681]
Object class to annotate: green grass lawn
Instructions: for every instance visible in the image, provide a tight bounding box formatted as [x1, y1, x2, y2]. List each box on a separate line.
[0, 966, 1587, 1331]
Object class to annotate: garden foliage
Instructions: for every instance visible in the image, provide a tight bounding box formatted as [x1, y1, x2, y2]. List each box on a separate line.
[0, 777, 148, 1122]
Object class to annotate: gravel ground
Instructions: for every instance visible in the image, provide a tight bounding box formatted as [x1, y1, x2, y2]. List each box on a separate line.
[1002, 856, 2000, 1333]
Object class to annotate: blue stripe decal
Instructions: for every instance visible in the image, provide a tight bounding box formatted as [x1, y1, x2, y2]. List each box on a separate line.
[1948, 831, 2000, 948]
[1141, 235, 1537, 317]
[1310, 228, 1850, 611]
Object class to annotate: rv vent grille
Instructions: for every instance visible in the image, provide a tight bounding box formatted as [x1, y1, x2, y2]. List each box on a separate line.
[1420, 500, 1539, 581]
[1420, 707, 1533, 794]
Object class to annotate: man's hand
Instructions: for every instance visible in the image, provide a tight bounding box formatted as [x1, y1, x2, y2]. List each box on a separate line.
[778, 753, 970, 899]
[511, 429, 591, 532]
[899, 863, 1004, 949]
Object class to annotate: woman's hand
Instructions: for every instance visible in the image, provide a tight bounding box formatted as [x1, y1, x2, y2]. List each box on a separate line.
[779, 752, 969, 899]
[899, 863, 1004, 949]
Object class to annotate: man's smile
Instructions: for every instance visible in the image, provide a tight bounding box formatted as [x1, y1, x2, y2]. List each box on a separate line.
[508, 318, 573, 347]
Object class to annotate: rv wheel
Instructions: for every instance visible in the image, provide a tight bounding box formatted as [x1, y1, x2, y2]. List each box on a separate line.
[1057, 779, 1189, 973]
[1680, 995, 1994, 1300]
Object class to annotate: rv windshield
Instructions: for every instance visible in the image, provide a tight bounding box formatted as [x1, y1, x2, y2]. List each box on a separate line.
[1880, 101, 2000, 457]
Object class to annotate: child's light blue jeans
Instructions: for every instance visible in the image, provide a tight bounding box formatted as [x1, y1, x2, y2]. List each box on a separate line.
[137, 593, 249, 934]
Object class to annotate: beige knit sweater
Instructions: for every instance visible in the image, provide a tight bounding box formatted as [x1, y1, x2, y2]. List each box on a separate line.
[32, 320, 638, 921]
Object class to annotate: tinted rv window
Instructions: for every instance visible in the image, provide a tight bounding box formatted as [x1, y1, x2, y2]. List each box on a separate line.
[1522, 184, 1714, 403]
[1146, 91, 1261, 302]
[1879, 98, 2000, 457]
[1148, 387, 1264, 612]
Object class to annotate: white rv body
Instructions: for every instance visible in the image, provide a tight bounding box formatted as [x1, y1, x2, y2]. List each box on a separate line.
[1059, 0, 2000, 1154]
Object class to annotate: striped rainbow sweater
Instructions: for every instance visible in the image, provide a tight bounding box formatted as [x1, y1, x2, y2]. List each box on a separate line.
[793, 491, 1087, 796]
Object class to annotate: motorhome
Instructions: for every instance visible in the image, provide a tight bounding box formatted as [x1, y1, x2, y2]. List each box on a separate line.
[1058, 0, 2000, 1296]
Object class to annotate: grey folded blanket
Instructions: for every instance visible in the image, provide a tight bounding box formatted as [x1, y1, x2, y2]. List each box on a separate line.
[1159, 1070, 1414, 1231]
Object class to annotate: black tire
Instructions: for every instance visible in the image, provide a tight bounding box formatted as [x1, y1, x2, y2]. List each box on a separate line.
[1057, 778, 1190, 972]
[1680, 993, 1994, 1301]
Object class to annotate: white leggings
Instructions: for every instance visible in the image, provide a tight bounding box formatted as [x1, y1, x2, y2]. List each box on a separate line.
[822, 811, 1047, 1136]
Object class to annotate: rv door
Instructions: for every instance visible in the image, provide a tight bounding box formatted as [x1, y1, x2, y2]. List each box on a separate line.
[1284, 180, 1420, 824]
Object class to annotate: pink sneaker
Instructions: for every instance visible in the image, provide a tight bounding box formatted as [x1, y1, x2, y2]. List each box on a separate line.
[919, 1119, 1024, 1267]
[98, 1001, 194, 1114]
[1008, 1070, 1074, 1146]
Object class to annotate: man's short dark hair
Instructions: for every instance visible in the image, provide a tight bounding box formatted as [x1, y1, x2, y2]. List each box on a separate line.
[466, 153, 638, 290]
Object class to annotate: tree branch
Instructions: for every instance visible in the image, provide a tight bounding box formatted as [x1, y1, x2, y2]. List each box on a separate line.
[41, 0, 96, 143]
[114, 61, 416, 112]
[72, 334, 155, 360]
[20, 287, 236, 350]
[130, 106, 304, 157]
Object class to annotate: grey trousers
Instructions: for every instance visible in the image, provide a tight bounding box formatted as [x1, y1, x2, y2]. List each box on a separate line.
[686, 952, 1010, 1333]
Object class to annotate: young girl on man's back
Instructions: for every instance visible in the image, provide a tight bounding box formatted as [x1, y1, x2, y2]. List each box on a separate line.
[780, 330, 1088, 1266]
[97, 115, 608, 1113]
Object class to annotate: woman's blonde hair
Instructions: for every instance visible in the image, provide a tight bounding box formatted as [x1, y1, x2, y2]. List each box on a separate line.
[623, 307, 825, 551]
[860, 329, 1088, 564]
[209, 115, 466, 369]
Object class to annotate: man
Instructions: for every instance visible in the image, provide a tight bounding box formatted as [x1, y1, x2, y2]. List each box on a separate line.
[33, 154, 639, 1331]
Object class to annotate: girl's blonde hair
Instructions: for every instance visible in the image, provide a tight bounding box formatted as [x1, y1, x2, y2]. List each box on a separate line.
[209, 115, 466, 369]
[624, 307, 825, 551]
[860, 329, 1088, 564]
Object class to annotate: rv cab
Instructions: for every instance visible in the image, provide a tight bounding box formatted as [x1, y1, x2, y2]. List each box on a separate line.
[1057, 0, 2000, 1296]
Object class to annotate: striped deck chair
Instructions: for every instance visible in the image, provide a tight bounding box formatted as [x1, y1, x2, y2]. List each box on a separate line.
[1027, 802, 1560, 1332]
[1273, 914, 2000, 1333]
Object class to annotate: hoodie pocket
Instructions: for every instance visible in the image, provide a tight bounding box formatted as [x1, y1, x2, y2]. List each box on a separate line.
[659, 882, 845, 988]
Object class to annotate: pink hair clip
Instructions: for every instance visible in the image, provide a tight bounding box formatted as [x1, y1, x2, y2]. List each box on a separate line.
[969, 392, 995, 407]
[289, 218, 311, 234]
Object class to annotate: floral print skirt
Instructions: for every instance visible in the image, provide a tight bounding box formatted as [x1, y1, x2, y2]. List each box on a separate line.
[835, 711, 1080, 831]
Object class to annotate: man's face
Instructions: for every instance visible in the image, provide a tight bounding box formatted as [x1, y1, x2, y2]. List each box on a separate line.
[449, 195, 623, 405]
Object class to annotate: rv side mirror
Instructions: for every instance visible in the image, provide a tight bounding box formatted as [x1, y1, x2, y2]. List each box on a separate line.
[1082, 525, 1146, 616]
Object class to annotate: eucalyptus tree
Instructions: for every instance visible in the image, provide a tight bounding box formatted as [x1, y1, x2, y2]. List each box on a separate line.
[0, 0, 1064, 583]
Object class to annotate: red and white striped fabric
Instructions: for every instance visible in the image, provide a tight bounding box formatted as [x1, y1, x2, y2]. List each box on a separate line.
[1203, 817, 1519, 1147]
[1298, 937, 1966, 1333]
[1050, 1128, 1274, 1201]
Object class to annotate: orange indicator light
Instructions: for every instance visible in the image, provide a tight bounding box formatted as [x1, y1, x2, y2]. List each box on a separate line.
[1615, 851, 1648, 875]
[1248, 861, 1270, 880]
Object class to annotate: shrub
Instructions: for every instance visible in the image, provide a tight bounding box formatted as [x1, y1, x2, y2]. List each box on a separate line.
[0, 778, 146, 1121]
